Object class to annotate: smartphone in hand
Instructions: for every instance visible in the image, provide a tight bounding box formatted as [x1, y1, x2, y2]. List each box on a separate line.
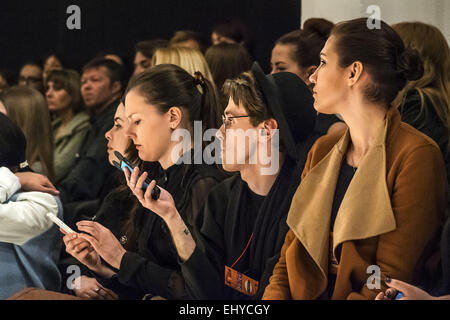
[112, 151, 161, 200]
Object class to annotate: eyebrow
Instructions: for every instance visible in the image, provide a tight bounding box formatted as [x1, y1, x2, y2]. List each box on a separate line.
[114, 117, 123, 122]
[126, 113, 140, 119]
[320, 52, 327, 57]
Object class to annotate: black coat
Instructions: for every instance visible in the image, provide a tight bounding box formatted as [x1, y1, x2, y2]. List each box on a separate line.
[181, 133, 320, 299]
[81, 161, 227, 300]
[58, 99, 120, 204]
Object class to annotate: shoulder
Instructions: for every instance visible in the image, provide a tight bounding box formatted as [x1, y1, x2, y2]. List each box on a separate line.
[390, 120, 442, 157]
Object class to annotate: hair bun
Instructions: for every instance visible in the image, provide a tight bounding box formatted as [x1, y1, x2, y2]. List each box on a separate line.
[397, 48, 424, 81]
[303, 18, 334, 39]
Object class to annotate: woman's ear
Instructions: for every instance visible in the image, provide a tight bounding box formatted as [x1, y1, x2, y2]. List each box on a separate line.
[167, 106, 183, 129]
[347, 61, 364, 86]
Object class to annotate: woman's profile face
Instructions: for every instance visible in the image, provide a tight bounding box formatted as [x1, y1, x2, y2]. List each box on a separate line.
[124, 89, 173, 163]
[271, 43, 315, 90]
[105, 103, 130, 165]
[309, 36, 348, 114]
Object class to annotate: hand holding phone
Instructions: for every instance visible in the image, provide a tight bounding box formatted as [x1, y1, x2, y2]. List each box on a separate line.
[112, 151, 161, 200]
[46, 213, 75, 234]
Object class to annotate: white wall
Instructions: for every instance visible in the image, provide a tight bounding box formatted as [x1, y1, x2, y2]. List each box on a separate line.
[301, 0, 450, 44]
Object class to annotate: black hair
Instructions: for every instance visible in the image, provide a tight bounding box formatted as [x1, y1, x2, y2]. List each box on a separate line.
[82, 58, 125, 90]
[0, 112, 27, 169]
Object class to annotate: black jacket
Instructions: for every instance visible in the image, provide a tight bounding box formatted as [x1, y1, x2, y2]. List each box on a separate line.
[181, 134, 320, 299]
[57, 99, 120, 204]
[81, 160, 227, 300]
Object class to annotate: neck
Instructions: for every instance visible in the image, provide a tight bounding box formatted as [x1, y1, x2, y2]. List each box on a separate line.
[93, 94, 120, 115]
[158, 140, 194, 170]
[340, 100, 388, 159]
[57, 107, 74, 126]
[240, 152, 285, 196]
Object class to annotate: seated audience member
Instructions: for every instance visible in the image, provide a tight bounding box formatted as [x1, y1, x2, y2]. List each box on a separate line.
[152, 46, 215, 84]
[18, 62, 44, 93]
[0, 113, 62, 300]
[0, 86, 55, 181]
[64, 65, 226, 300]
[262, 18, 447, 300]
[211, 19, 253, 54]
[271, 18, 345, 136]
[391, 22, 450, 161]
[57, 58, 123, 204]
[124, 63, 319, 299]
[170, 30, 205, 52]
[42, 54, 64, 83]
[0, 70, 16, 94]
[375, 278, 450, 300]
[133, 39, 169, 76]
[45, 69, 90, 184]
[205, 42, 252, 105]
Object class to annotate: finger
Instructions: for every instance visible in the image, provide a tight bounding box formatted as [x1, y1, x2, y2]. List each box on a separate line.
[130, 167, 140, 186]
[63, 233, 78, 245]
[100, 287, 119, 300]
[73, 241, 92, 254]
[143, 180, 157, 202]
[385, 288, 398, 299]
[135, 171, 148, 192]
[124, 167, 131, 184]
[59, 227, 67, 235]
[97, 287, 115, 300]
[78, 234, 100, 251]
[375, 292, 387, 300]
[76, 225, 98, 238]
[386, 279, 413, 296]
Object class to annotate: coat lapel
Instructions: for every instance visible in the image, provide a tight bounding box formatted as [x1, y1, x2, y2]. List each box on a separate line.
[287, 111, 397, 288]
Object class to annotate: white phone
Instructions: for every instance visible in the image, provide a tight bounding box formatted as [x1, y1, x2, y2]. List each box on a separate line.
[46, 213, 75, 234]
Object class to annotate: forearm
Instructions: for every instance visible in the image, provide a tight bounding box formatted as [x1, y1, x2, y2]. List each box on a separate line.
[164, 209, 196, 262]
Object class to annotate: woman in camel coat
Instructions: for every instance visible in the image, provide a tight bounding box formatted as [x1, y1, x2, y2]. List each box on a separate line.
[263, 18, 447, 300]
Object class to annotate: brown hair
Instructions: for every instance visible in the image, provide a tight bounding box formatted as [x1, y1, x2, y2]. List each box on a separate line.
[392, 22, 450, 132]
[135, 39, 169, 59]
[330, 18, 424, 105]
[205, 43, 252, 90]
[170, 30, 205, 52]
[45, 69, 84, 114]
[0, 86, 55, 181]
[222, 71, 272, 126]
[276, 18, 334, 68]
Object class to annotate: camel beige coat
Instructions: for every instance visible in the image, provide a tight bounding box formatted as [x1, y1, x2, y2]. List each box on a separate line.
[263, 108, 447, 300]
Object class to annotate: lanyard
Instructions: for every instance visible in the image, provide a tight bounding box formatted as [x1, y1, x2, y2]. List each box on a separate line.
[231, 232, 254, 269]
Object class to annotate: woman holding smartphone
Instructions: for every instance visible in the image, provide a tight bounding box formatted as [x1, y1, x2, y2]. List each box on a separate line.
[66, 64, 226, 300]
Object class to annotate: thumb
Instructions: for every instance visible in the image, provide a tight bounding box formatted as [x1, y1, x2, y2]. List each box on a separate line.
[385, 279, 413, 296]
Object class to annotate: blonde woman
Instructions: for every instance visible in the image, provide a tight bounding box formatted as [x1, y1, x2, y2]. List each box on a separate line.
[152, 46, 214, 83]
[392, 22, 450, 157]
[0, 86, 55, 181]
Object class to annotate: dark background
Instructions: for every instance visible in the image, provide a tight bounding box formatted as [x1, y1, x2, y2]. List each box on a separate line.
[0, 0, 301, 77]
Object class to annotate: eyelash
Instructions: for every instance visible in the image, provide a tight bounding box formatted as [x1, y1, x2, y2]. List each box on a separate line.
[320, 60, 326, 65]
[115, 124, 122, 129]
[134, 120, 141, 125]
